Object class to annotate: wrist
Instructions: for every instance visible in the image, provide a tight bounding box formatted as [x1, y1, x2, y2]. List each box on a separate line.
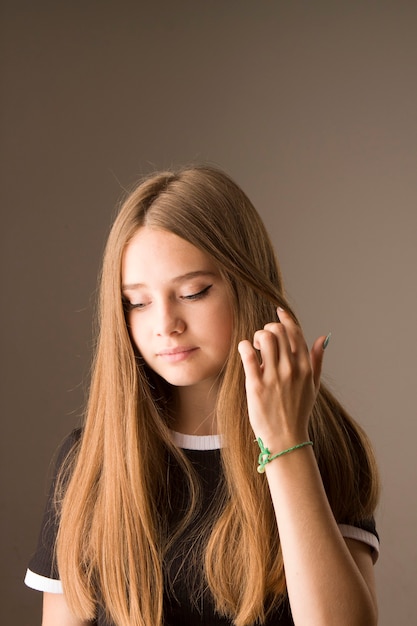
[255, 436, 313, 474]
[253, 427, 310, 453]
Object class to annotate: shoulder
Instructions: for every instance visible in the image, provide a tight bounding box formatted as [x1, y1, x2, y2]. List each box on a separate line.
[57, 427, 82, 458]
[25, 429, 83, 593]
[52, 428, 83, 477]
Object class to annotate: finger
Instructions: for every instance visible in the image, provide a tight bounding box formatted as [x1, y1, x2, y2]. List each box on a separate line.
[275, 307, 310, 364]
[238, 340, 262, 382]
[310, 333, 331, 390]
[253, 328, 280, 373]
[261, 321, 293, 370]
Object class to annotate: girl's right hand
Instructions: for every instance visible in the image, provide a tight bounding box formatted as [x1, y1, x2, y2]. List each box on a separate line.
[238, 308, 328, 449]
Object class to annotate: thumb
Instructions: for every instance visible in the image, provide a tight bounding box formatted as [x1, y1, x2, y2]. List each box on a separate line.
[311, 333, 331, 390]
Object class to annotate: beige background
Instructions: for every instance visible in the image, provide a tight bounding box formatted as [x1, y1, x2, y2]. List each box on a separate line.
[1, 2, 416, 624]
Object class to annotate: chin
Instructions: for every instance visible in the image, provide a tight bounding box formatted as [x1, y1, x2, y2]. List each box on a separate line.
[160, 372, 219, 390]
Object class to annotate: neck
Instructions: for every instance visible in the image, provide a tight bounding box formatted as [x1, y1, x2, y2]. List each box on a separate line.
[171, 383, 219, 435]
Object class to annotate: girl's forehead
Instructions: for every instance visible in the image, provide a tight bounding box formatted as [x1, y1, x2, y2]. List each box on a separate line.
[122, 227, 219, 288]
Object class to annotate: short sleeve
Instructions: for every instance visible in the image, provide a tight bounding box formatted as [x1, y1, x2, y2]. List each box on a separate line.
[339, 517, 380, 563]
[24, 429, 82, 593]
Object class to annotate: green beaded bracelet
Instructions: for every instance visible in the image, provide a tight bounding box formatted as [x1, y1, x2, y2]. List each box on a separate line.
[256, 437, 313, 473]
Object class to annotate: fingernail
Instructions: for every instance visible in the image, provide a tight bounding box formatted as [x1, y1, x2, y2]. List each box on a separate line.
[323, 333, 332, 350]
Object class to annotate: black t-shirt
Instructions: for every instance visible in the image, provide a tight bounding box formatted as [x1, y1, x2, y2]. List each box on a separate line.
[26, 429, 379, 625]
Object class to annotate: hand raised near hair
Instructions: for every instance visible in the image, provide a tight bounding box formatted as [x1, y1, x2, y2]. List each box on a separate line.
[238, 308, 329, 450]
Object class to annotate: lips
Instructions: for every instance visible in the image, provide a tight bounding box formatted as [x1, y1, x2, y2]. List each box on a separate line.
[156, 346, 198, 362]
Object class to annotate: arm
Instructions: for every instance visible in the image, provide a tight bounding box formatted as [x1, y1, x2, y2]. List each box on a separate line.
[261, 439, 377, 625]
[238, 309, 378, 626]
[42, 593, 89, 626]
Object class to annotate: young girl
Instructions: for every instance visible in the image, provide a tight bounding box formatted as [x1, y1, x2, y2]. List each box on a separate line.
[25, 166, 380, 625]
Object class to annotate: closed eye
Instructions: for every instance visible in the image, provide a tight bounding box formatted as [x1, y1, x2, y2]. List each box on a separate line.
[123, 299, 146, 312]
[123, 285, 213, 311]
[182, 285, 212, 301]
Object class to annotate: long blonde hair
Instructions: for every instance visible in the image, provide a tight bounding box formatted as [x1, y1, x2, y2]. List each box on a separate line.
[56, 166, 379, 625]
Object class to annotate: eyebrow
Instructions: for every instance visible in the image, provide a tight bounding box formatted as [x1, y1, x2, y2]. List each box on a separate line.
[122, 270, 217, 292]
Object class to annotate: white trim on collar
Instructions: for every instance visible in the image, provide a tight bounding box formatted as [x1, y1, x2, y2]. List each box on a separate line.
[170, 431, 223, 451]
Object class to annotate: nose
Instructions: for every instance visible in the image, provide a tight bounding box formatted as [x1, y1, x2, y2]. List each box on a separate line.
[155, 300, 185, 336]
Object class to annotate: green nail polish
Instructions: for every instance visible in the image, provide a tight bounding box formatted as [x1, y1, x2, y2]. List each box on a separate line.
[323, 333, 332, 350]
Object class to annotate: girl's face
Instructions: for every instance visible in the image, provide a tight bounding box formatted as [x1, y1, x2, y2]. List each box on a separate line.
[122, 227, 233, 396]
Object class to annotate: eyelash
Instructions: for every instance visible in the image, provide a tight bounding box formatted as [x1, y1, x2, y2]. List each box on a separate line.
[124, 285, 213, 311]
[181, 285, 212, 301]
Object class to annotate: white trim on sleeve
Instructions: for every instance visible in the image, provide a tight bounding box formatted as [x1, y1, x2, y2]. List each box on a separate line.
[24, 568, 63, 594]
[338, 524, 380, 563]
